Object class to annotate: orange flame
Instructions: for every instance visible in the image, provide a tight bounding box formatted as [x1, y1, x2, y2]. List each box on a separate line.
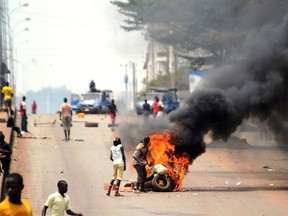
[147, 132, 190, 191]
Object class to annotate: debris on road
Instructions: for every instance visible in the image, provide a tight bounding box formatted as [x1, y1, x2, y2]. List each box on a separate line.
[34, 119, 56, 127]
[74, 139, 84, 142]
[84, 121, 98, 127]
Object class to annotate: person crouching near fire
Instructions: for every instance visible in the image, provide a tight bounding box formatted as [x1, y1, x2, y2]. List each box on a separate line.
[133, 136, 151, 193]
[106, 136, 126, 196]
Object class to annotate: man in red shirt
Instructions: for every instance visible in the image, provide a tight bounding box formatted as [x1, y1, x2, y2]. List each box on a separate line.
[59, 97, 72, 141]
[19, 96, 28, 133]
[31, 100, 37, 114]
[153, 96, 160, 118]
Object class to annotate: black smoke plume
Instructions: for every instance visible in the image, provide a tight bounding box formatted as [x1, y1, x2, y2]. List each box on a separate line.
[169, 11, 288, 161]
[119, 2, 288, 163]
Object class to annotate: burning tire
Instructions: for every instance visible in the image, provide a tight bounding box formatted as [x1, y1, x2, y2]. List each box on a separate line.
[167, 176, 176, 192]
[151, 174, 171, 192]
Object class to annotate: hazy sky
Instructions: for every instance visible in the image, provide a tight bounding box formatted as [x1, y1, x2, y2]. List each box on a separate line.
[9, 0, 147, 96]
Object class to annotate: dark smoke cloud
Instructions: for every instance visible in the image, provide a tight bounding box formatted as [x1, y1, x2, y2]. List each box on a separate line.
[204, 13, 288, 133]
[169, 10, 288, 161]
[169, 89, 239, 160]
[119, 1, 288, 162]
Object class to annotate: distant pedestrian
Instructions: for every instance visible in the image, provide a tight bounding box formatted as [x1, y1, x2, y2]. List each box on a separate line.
[1, 82, 13, 111]
[42, 180, 83, 216]
[59, 97, 72, 142]
[142, 99, 150, 123]
[19, 96, 28, 133]
[106, 136, 126, 197]
[31, 100, 37, 114]
[133, 136, 151, 192]
[0, 173, 33, 216]
[107, 99, 118, 126]
[153, 96, 159, 118]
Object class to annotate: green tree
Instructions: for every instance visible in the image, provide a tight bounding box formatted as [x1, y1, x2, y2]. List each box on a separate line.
[112, 0, 288, 63]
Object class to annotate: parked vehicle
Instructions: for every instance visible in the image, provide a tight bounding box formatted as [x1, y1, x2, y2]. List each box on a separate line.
[71, 90, 113, 114]
[135, 88, 179, 115]
[71, 93, 80, 112]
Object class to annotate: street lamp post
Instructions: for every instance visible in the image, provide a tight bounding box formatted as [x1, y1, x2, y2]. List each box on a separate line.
[31, 59, 53, 90]
[4, 2, 30, 67]
[7, 1, 30, 92]
[121, 64, 129, 109]
[132, 62, 136, 110]
[7, 17, 30, 81]
[12, 28, 29, 95]
[124, 68, 128, 108]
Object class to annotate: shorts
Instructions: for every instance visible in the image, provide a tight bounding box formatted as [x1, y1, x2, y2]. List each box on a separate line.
[112, 163, 124, 180]
[4, 99, 11, 109]
[62, 116, 72, 130]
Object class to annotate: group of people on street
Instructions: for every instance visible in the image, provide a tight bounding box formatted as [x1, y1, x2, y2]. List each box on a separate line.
[0, 96, 84, 215]
[142, 96, 164, 123]
[0, 94, 152, 215]
[106, 135, 151, 196]
[153, 96, 164, 118]
[58, 97, 119, 141]
[1, 82, 38, 137]
[0, 137, 151, 214]
[0, 172, 83, 216]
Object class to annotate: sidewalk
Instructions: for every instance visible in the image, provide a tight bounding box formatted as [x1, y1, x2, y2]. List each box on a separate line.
[0, 109, 13, 200]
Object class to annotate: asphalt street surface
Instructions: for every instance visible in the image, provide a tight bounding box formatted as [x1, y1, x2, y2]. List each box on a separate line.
[9, 113, 288, 216]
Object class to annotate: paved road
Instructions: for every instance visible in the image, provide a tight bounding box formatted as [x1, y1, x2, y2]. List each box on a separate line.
[10, 113, 288, 216]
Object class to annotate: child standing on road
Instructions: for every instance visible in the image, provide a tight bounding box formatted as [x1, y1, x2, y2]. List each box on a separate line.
[106, 136, 126, 196]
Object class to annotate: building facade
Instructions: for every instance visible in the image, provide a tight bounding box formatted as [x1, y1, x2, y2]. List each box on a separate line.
[144, 40, 176, 87]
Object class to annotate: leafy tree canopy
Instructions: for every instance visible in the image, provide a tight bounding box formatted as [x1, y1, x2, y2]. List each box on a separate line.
[111, 0, 288, 61]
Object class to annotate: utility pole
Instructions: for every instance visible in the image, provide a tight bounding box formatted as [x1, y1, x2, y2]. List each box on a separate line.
[0, 0, 3, 63]
[132, 62, 136, 110]
[123, 64, 128, 109]
[0, 0, 4, 109]
[168, 45, 176, 88]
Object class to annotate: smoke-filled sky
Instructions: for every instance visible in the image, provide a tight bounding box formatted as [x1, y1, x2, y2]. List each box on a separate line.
[172, 2, 288, 160]
[120, 0, 288, 162]
[9, 0, 147, 96]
